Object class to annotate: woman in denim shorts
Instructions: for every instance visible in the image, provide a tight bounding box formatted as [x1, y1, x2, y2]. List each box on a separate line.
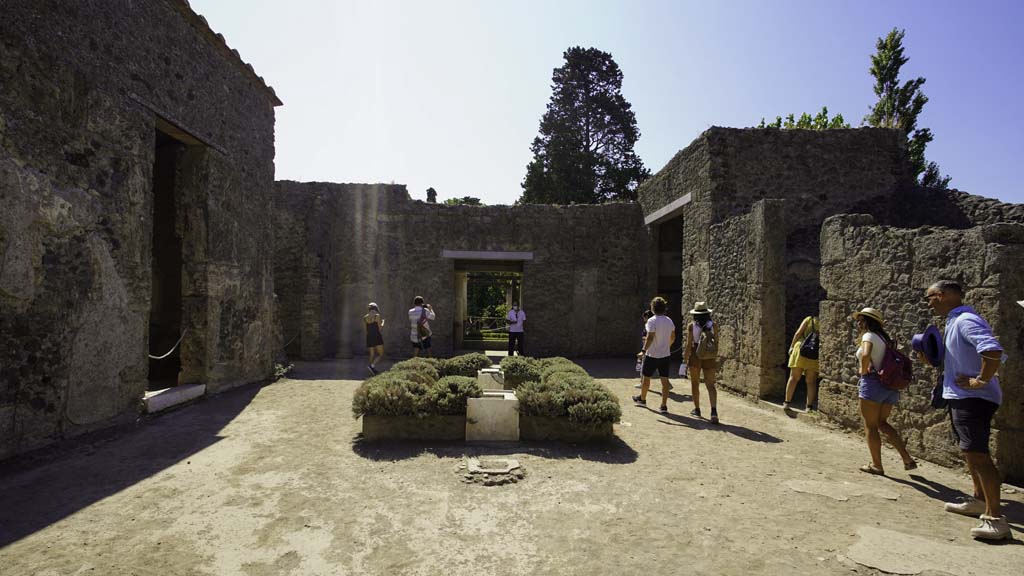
[852, 307, 916, 475]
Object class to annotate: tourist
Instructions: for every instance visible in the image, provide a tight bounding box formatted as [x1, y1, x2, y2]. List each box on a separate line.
[364, 303, 385, 374]
[633, 297, 676, 413]
[507, 301, 526, 356]
[635, 309, 654, 375]
[408, 296, 435, 358]
[852, 307, 916, 476]
[921, 281, 1009, 540]
[685, 302, 720, 423]
[784, 315, 820, 413]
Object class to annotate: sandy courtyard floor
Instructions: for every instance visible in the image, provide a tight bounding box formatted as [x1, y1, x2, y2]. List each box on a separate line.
[1, 359, 1022, 575]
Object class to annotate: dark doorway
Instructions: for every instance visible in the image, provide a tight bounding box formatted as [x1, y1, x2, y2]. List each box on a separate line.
[148, 130, 185, 391]
[657, 216, 684, 359]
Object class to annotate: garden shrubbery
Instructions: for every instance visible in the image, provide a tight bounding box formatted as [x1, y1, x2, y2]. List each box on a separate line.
[353, 354, 486, 418]
[517, 359, 621, 426]
[498, 356, 541, 385]
[437, 352, 493, 377]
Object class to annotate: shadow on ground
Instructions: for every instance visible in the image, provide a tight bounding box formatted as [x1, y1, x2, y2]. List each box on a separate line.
[0, 381, 268, 549]
[351, 435, 639, 464]
[653, 410, 784, 443]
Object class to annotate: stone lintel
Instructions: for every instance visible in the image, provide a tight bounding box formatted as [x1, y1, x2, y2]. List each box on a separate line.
[643, 192, 692, 226]
[441, 250, 534, 261]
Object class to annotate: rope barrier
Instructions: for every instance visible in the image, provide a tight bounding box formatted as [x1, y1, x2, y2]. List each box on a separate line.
[149, 329, 187, 360]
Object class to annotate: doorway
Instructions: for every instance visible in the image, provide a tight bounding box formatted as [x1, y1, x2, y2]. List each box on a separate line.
[657, 216, 684, 358]
[453, 259, 524, 352]
[148, 130, 185, 391]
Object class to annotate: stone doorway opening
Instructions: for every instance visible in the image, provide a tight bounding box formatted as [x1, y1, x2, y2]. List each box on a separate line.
[448, 252, 531, 352]
[147, 128, 187, 391]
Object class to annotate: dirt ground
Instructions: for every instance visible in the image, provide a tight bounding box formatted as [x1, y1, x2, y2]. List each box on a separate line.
[1, 358, 1022, 576]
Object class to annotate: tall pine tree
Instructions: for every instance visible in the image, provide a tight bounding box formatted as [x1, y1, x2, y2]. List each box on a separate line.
[520, 47, 649, 204]
[865, 28, 950, 188]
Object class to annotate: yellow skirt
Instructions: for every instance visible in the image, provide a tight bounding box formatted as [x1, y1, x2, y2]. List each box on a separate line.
[788, 339, 819, 371]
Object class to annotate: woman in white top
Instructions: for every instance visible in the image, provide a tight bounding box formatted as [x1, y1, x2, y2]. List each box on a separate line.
[685, 302, 719, 424]
[852, 307, 916, 475]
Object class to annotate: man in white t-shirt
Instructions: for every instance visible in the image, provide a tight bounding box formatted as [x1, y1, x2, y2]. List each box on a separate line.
[408, 295, 436, 358]
[506, 302, 526, 356]
[633, 296, 677, 414]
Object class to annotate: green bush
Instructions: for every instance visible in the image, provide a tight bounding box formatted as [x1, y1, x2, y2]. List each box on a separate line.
[352, 371, 483, 418]
[499, 356, 541, 384]
[439, 353, 493, 377]
[517, 361, 620, 426]
[352, 372, 431, 418]
[537, 357, 575, 369]
[389, 358, 440, 383]
[426, 376, 482, 415]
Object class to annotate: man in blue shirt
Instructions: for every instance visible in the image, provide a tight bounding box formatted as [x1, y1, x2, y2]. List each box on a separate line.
[921, 280, 1009, 540]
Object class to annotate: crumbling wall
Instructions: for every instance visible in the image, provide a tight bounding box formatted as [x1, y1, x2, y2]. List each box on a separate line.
[708, 200, 787, 397]
[273, 182, 652, 360]
[0, 0, 280, 459]
[818, 214, 1024, 482]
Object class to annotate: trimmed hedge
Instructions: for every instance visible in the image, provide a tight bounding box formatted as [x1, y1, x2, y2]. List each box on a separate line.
[438, 352, 493, 377]
[499, 356, 541, 385]
[352, 354, 488, 418]
[517, 360, 621, 426]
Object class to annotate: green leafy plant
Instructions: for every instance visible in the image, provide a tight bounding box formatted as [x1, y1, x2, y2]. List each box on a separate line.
[389, 358, 440, 382]
[499, 356, 542, 385]
[426, 376, 483, 415]
[438, 353, 493, 377]
[518, 360, 621, 426]
[352, 373, 431, 418]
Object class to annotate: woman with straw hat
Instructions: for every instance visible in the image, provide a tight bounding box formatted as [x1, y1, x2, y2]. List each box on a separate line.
[364, 302, 385, 375]
[852, 307, 916, 475]
[685, 301, 720, 424]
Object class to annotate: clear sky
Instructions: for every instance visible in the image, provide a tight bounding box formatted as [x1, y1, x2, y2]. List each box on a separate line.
[191, 0, 1023, 206]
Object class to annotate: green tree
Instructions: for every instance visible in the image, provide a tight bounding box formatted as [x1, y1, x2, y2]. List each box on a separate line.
[520, 47, 649, 204]
[865, 28, 950, 188]
[757, 106, 850, 130]
[443, 196, 483, 206]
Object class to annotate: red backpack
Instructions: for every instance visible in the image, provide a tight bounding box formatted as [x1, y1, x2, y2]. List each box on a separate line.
[877, 339, 913, 390]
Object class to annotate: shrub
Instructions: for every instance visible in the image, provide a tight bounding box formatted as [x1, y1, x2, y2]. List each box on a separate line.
[426, 376, 482, 415]
[439, 353, 493, 377]
[499, 356, 541, 384]
[389, 358, 440, 383]
[517, 360, 620, 426]
[537, 356, 574, 369]
[352, 372, 431, 418]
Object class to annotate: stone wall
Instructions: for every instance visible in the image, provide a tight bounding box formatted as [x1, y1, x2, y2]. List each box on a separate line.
[708, 200, 787, 398]
[818, 214, 1024, 482]
[273, 182, 653, 360]
[0, 0, 280, 458]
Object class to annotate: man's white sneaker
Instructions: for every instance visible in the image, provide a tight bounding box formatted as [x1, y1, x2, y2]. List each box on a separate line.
[944, 497, 986, 517]
[970, 515, 1011, 541]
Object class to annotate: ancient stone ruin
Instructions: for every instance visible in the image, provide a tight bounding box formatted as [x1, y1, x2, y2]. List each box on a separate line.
[1, 1, 1022, 482]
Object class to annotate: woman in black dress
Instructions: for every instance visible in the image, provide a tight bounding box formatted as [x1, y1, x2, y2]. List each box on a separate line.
[364, 303, 385, 374]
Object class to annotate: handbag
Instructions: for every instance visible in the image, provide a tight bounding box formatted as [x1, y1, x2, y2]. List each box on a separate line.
[799, 317, 819, 360]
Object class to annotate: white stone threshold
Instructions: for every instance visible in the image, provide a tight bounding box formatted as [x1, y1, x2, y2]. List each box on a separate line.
[143, 383, 206, 414]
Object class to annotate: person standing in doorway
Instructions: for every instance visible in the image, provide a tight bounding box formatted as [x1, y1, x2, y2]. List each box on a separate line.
[921, 280, 1009, 540]
[507, 301, 526, 356]
[685, 302, 720, 423]
[633, 297, 676, 414]
[784, 315, 820, 413]
[408, 296, 435, 358]
[364, 302, 385, 374]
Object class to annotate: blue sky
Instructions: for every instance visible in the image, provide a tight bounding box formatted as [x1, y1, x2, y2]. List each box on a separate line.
[191, 0, 1023, 205]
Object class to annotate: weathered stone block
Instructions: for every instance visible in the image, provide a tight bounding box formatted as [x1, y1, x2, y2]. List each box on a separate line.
[519, 416, 613, 442]
[361, 415, 466, 441]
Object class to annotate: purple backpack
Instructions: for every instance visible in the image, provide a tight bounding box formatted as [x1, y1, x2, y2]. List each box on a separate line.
[877, 340, 913, 390]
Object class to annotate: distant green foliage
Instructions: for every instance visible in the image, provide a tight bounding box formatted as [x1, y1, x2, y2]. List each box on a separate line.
[438, 353, 493, 378]
[443, 196, 483, 206]
[757, 107, 850, 130]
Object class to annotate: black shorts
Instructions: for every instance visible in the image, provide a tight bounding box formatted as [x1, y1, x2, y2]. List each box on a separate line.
[641, 355, 671, 378]
[412, 336, 432, 350]
[949, 398, 999, 453]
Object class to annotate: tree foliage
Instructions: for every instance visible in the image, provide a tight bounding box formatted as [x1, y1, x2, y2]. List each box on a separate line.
[443, 196, 482, 206]
[520, 47, 649, 204]
[865, 28, 950, 188]
[757, 107, 850, 130]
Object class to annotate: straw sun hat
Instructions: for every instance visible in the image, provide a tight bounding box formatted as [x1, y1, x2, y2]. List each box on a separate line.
[851, 307, 884, 325]
[689, 301, 714, 315]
